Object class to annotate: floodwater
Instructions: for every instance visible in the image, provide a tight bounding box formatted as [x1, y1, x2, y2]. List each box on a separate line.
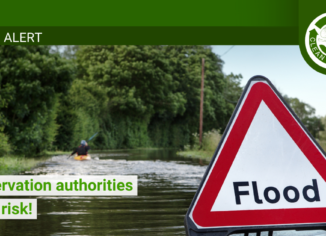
[0, 149, 325, 236]
[0, 150, 205, 235]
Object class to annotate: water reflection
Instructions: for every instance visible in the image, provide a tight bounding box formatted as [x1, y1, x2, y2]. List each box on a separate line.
[0, 150, 325, 235]
[0, 150, 205, 235]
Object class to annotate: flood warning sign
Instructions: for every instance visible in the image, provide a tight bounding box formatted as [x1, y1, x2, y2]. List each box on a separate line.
[185, 76, 326, 231]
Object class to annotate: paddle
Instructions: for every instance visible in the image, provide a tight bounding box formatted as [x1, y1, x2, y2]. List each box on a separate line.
[67, 132, 99, 159]
[88, 132, 98, 141]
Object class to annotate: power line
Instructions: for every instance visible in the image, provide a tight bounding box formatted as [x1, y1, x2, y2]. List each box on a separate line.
[220, 46, 235, 57]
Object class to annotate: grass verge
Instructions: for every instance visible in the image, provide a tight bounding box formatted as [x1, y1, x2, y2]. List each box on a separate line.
[176, 150, 214, 162]
[0, 156, 45, 175]
[318, 140, 326, 152]
[178, 135, 326, 163]
[43, 151, 70, 156]
[0, 151, 72, 175]
[177, 129, 221, 162]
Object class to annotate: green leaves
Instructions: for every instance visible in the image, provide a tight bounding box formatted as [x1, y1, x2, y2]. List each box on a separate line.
[0, 45, 245, 153]
[0, 46, 75, 155]
[77, 45, 187, 117]
[74, 45, 243, 148]
[284, 95, 324, 139]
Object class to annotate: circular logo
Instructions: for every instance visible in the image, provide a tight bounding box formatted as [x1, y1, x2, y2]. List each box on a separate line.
[305, 13, 326, 68]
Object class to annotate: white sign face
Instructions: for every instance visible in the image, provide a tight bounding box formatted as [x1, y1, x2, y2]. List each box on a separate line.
[212, 101, 324, 211]
[187, 78, 326, 229]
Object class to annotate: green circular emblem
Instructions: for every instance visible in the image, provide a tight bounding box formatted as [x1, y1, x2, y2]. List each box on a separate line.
[305, 13, 326, 68]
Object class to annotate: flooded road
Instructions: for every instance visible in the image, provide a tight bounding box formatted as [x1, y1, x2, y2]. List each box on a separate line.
[0, 150, 206, 235]
[1, 149, 326, 236]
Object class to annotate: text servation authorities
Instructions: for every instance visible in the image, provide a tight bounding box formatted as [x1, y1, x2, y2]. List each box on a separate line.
[0, 178, 133, 192]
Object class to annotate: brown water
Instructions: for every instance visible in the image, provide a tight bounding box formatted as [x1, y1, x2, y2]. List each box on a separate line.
[1, 149, 326, 236]
[0, 149, 207, 235]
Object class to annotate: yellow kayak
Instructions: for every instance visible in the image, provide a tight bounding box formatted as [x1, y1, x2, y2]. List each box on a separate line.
[74, 155, 91, 161]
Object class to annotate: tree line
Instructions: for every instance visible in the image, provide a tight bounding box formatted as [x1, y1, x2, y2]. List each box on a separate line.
[0, 45, 324, 156]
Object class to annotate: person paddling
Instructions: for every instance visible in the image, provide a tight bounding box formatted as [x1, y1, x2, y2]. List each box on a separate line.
[70, 140, 90, 157]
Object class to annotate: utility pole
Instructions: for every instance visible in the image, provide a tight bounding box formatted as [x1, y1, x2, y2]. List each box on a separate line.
[199, 58, 205, 145]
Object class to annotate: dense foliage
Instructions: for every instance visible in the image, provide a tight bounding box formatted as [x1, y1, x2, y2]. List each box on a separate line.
[284, 95, 324, 138]
[0, 45, 324, 156]
[72, 45, 241, 149]
[0, 46, 74, 155]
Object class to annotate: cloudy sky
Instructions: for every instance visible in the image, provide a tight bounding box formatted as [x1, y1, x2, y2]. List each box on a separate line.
[212, 46, 326, 116]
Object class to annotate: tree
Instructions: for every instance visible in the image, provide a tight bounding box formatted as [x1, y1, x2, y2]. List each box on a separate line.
[0, 46, 75, 155]
[302, 116, 324, 138]
[0, 85, 12, 155]
[50, 46, 79, 60]
[283, 95, 324, 138]
[161, 46, 241, 132]
[76, 45, 186, 117]
[223, 73, 243, 106]
[74, 45, 243, 149]
[75, 45, 188, 148]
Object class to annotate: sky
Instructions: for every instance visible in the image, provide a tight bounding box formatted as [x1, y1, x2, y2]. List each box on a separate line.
[212, 46, 326, 116]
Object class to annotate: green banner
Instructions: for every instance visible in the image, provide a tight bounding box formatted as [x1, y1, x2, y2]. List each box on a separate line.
[1, 0, 297, 27]
[0, 0, 299, 45]
[0, 27, 298, 45]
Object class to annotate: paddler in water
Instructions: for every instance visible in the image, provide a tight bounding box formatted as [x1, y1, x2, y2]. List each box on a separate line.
[70, 140, 90, 157]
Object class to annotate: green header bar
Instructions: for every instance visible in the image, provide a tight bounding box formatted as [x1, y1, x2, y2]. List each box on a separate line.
[2, 0, 297, 27]
[0, 27, 298, 45]
[0, 0, 300, 45]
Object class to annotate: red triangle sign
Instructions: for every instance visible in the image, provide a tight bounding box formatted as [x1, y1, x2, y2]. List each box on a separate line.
[185, 76, 326, 234]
